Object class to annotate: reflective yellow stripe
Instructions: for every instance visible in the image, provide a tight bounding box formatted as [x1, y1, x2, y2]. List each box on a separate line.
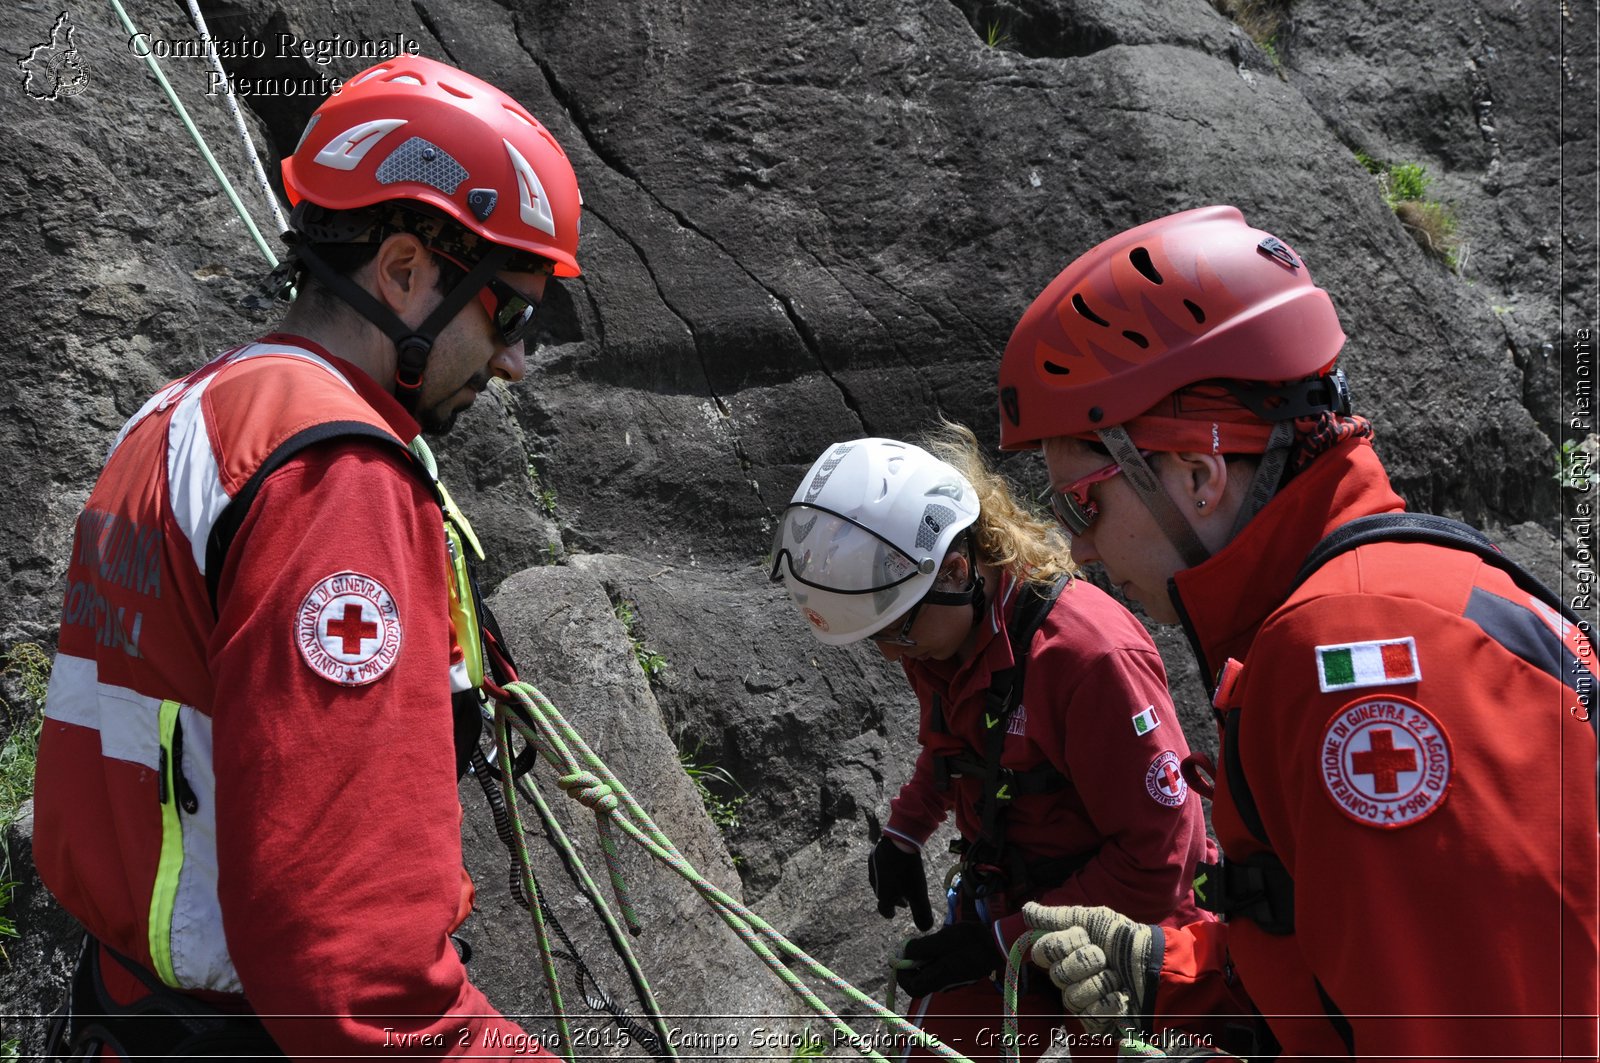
[445, 522, 485, 687]
[148, 698, 185, 987]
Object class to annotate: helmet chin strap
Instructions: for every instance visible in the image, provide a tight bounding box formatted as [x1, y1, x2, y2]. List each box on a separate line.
[292, 239, 513, 412]
[920, 533, 988, 626]
[1097, 426, 1212, 569]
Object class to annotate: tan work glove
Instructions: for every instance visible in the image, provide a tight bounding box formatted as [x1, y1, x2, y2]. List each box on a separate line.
[1023, 902, 1158, 1036]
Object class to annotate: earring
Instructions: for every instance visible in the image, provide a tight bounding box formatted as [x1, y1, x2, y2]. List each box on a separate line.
[1195, 499, 1208, 510]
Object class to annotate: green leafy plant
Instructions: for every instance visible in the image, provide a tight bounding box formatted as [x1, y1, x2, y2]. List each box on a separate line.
[1358, 154, 1464, 271]
[984, 19, 1012, 48]
[613, 599, 668, 682]
[790, 1029, 829, 1060]
[677, 740, 746, 832]
[0, 642, 51, 960]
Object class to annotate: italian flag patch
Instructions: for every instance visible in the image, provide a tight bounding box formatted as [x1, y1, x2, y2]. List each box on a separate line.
[1316, 637, 1421, 693]
[1132, 705, 1160, 736]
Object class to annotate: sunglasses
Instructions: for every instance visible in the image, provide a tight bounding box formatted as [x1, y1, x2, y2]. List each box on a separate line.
[1045, 452, 1151, 536]
[431, 250, 546, 347]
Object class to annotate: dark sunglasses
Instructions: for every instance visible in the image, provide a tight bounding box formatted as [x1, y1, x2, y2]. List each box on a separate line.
[431, 250, 546, 347]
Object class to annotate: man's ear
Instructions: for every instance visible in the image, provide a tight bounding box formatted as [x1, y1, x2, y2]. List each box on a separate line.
[369, 232, 433, 314]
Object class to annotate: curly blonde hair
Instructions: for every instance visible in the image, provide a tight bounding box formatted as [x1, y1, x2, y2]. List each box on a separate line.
[920, 420, 1078, 584]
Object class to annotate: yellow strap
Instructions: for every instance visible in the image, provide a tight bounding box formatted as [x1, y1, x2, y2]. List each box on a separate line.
[148, 699, 186, 987]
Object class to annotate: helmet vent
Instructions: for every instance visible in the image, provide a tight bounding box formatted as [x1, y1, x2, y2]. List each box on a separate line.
[1122, 331, 1150, 349]
[1042, 360, 1071, 376]
[1129, 247, 1163, 284]
[1071, 293, 1109, 327]
[440, 81, 473, 99]
[1183, 299, 1205, 324]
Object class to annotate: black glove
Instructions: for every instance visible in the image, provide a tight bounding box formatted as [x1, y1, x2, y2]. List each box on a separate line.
[867, 837, 934, 931]
[895, 921, 1002, 998]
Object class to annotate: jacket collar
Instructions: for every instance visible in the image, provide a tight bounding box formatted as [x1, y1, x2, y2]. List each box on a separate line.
[1168, 437, 1406, 684]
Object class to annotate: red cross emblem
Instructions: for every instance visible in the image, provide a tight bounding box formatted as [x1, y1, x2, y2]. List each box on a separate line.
[324, 603, 378, 655]
[296, 571, 403, 687]
[1350, 728, 1417, 794]
[1145, 750, 1187, 807]
[1320, 696, 1452, 829]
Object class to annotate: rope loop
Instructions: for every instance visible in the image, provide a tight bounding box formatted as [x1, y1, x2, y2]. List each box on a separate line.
[558, 771, 619, 813]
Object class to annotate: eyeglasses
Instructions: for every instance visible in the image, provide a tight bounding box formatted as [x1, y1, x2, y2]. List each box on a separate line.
[1045, 455, 1145, 536]
[867, 599, 925, 647]
[431, 250, 545, 347]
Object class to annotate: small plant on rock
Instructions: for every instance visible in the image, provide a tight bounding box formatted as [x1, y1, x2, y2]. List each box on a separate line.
[677, 740, 746, 832]
[613, 599, 668, 682]
[1358, 153, 1465, 272]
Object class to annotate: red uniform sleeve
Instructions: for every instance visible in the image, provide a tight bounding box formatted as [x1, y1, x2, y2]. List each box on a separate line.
[996, 646, 1209, 952]
[1224, 591, 1596, 1060]
[208, 442, 547, 1060]
[885, 742, 957, 846]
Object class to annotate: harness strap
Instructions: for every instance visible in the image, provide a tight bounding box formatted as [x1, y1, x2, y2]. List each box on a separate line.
[931, 574, 1070, 891]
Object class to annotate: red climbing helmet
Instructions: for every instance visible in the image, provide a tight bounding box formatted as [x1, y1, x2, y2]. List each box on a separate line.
[282, 55, 582, 276]
[996, 205, 1345, 449]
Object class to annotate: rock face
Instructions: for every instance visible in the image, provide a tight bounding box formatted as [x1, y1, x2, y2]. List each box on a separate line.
[1, 0, 1590, 1053]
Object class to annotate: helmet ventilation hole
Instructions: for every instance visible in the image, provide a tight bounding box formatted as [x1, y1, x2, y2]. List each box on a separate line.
[1042, 360, 1071, 375]
[1184, 299, 1205, 324]
[440, 81, 473, 99]
[1129, 247, 1163, 284]
[1121, 331, 1150, 349]
[1071, 293, 1110, 327]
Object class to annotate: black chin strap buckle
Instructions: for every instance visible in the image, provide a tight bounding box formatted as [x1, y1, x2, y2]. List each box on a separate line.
[394, 334, 433, 405]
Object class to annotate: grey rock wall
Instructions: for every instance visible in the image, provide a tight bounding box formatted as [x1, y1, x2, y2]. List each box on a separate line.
[1, 0, 1592, 1054]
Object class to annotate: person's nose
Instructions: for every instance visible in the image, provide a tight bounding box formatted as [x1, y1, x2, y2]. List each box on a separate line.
[491, 341, 526, 383]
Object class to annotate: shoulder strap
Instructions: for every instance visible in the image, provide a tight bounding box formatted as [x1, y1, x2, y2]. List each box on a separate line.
[972, 574, 1070, 845]
[204, 422, 415, 613]
[1290, 512, 1583, 628]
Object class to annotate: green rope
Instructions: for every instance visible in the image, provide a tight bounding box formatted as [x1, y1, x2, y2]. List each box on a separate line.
[492, 708, 574, 1062]
[104, 0, 280, 269]
[1002, 930, 1044, 1063]
[514, 767, 674, 1055]
[498, 680, 981, 1062]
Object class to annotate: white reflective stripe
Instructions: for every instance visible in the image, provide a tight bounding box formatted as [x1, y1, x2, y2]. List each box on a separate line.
[165, 374, 230, 577]
[166, 706, 239, 992]
[504, 138, 557, 237]
[448, 658, 473, 693]
[44, 652, 161, 771]
[313, 118, 407, 171]
[166, 343, 361, 575]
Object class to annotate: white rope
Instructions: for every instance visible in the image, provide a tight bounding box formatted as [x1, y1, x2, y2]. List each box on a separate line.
[182, 0, 290, 240]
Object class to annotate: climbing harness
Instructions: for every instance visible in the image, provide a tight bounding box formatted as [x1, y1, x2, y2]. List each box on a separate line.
[931, 574, 1076, 903]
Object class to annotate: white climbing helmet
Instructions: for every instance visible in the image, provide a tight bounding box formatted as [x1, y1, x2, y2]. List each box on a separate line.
[769, 438, 980, 646]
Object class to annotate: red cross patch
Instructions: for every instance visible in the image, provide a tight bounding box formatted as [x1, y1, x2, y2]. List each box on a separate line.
[296, 571, 402, 686]
[1144, 750, 1188, 807]
[1320, 695, 1452, 828]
